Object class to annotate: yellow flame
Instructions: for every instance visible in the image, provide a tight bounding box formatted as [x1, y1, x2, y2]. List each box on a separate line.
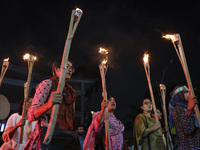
[23, 53, 37, 61]
[23, 53, 30, 60]
[162, 34, 175, 40]
[143, 54, 149, 63]
[4, 58, 9, 62]
[102, 59, 107, 64]
[99, 47, 108, 55]
[33, 56, 37, 61]
[91, 111, 95, 115]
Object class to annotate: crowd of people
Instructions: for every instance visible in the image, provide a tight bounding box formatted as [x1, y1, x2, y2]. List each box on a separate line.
[0, 59, 200, 150]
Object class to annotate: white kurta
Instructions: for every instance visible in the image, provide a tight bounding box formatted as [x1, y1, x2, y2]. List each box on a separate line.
[0, 113, 36, 150]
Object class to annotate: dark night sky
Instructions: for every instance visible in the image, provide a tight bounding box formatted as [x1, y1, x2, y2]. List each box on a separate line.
[1, 0, 200, 120]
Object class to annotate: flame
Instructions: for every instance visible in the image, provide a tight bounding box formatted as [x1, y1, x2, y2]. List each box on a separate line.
[143, 54, 149, 63]
[91, 111, 95, 115]
[23, 53, 30, 60]
[33, 56, 37, 61]
[102, 59, 107, 64]
[99, 47, 108, 55]
[23, 53, 37, 61]
[3, 58, 9, 62]
[163, 34, 175, 40]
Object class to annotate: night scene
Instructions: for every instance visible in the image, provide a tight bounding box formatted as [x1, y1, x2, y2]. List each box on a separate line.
[0, 0, 200, 150]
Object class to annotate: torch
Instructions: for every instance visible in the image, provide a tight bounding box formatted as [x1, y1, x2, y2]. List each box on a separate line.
[43, 8, 83, 144]
[99, 47, 111, 150]
[143, 53, 159, 121]
[159, 84, 174, 150]
[19, 53, 37, 144]
[163, 34, 200, 126]
[0, 58, 9, 87]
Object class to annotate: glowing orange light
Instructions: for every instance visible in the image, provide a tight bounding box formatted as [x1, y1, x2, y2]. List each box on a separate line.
[99, 47, 108, 55]
[91, 111, 95, 115]
[162, 34, 175, 40]
[143, 54, 149, 63]
[23, 53, 37, 61]
[102, 59, 108, 64]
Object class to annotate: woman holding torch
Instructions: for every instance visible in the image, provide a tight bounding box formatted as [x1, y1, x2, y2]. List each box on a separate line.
[83, 96, 128, 150]
[133, 98, 166, 150]
[24, 59, 79, 150]
[169, 86, 200, 150]
[0, 98, 36, 150]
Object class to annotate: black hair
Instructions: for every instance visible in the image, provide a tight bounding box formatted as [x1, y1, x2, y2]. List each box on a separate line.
[52, 59, 62, 76]
[76, 124, 84, 130]
[107, 95, 117, 103]
[52, 59, 73, 76]
[16, 100, 23, 115]
[140, 97, 151, 107]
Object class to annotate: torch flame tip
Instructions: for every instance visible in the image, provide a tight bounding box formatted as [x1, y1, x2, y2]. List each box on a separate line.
[4, 58, 9, 62]
[99, 47, 108, 54]
[23, 53, 37, 61]
[143, 53, 149, 63]
[162, 34, 175, 39]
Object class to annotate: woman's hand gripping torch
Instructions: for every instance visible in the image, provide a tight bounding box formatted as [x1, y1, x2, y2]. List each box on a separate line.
[99, 47, 111, 150]
[43, 8, 83, 145]
[19, 53, 37, 144]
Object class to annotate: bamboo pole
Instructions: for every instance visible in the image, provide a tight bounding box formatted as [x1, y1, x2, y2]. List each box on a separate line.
[19, 54, 36, 144]
[143, 54, 158, 121]
[99, 63, 111, 150]
[159, 84, 174, 150]
[143, 54, 163, 137]
[175, 34, 200, 126]
[43, 8, 83, 145]
[0, 58, 9, 87]
[163, 34, 200, 126]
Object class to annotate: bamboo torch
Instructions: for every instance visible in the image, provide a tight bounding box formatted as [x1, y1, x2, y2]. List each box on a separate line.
[163, 34, 200, 126]
[159, 84, 174, 150]
[143, 53, 159, 121]
[43, 8, 83, 144]
[0, 58, 9, 87]
[99, 47, 111, 150]
[19, 53, 37, 144]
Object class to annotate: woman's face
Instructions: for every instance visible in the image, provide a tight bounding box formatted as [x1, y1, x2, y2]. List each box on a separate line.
[108, 97, 116, 112]
[141, 99, 152, 113]
[55, 61, 74, 80]
[184, 90, 189, 101]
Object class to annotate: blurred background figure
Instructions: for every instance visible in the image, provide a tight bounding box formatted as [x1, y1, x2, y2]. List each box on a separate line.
[76, 124, 85, 150]
[0, 97, 36, 150]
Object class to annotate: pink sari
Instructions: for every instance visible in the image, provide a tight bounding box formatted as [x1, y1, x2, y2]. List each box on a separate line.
[83, 111, 124, 150]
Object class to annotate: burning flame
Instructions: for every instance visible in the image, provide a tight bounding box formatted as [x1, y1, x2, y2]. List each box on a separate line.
[91, 111, 95, 115]
[3, 58, 9, 62]
[143, 54, 149, 63]
[102, 59, 107, 64]
[162, 34, 175, 40]
[99, 47, 108, 55]
[23, 53, 37, 61]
